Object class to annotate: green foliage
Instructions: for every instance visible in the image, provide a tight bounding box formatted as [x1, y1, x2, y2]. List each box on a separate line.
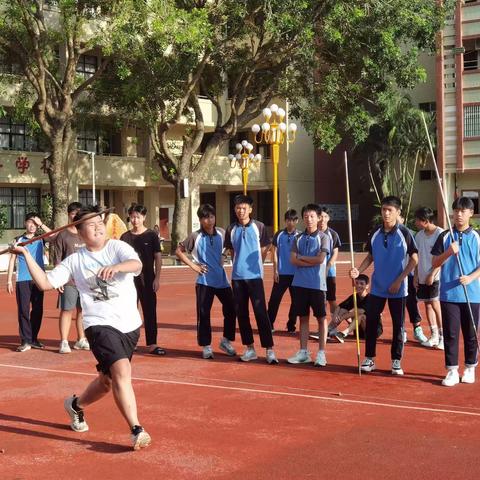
[288, 0, 453, 152]
[0, 205, 7, 239]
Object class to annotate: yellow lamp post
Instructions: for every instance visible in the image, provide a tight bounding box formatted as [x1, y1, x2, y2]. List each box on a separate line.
[251, 104, 297, 232]
[228, 140, 262, 195]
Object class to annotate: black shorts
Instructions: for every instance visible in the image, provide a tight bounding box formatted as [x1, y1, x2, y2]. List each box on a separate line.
[326, 276, 336, 302]
[85, 325, 140, 376]
[293, 287, 326, 318]
[417, 282, 440, 301]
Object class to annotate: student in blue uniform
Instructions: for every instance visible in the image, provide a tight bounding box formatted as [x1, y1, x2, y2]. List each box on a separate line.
[267, 209, 300, 332]
[350, 196, 418, 375]
[224, 194, 278, 364]
[287, 204, 330, 367]
[318, 207, 341, 330]
[431, 197, 480, 387]
[176, 204, 236, 359]
[7, 212, 51, 352]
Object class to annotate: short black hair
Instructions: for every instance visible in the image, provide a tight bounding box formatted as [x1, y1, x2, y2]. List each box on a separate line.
[414, 207, 435, 222]
[73, 205, 102, 228]
[318, 206, 331, 215]
[128, 204, 147, 216]
[233, 194, 253, 206]
[356, 274, 370, 284]
[452, 196, 475, 211]
[197, 203, 216, 219]
[301, 203, 321, 217]
[25, 212, 38, 221]
[284, 209, 298, 221]
[381, 196, 402, 210]
[68, 202, 83, 213]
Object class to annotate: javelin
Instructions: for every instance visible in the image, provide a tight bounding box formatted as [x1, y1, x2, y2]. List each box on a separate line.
[344, 151, 361, 376]
[0, 207, 114, 256]
[420, 112, 479, 349]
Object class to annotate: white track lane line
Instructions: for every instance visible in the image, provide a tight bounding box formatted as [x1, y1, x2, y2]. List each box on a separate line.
[1, 363, 480, 418]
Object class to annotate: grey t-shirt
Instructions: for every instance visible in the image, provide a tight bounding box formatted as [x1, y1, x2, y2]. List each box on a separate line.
[415, 227, 444, 284]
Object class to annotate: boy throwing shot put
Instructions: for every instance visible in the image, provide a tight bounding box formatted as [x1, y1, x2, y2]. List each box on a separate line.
[9, 206, 151, 450]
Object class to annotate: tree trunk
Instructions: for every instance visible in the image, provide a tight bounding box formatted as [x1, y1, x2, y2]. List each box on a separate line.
[170, 183, 191, 254]
[48, 140, 70, 228]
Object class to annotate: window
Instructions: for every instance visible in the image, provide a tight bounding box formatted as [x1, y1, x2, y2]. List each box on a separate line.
[0, 188, 41, 229]
[77, 124, 119, 154]
[418, 102, 436, 113]
[0, 117, 39, 151]
[79, 189, 100, 206]
[76, 54, 98, 79]
[464, 105, 480, 138]
[200, 192, 216, 211]
[256, 190, 273, 227]
[419, 170, 434, 181]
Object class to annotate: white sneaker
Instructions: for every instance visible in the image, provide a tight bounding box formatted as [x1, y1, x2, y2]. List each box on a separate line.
[287, 349, 312, 364]
[413, 326, 428, 343]
[202, 345, 214, 359]
[219, 338, 236, 356]
[131, 427, 151, 451]
[239, 347, 258, 362]
[59, 340, 71, 354]
[421, 335, 439, 348]
[314, 350, 327, 367]
[64, 395, 88, 432]
[266, 349, 279, 364]
[361, 358, 376, 372]
[436, 336, 444, 350]
[461, 366, 475, 384]
[391, 359, 404, 375]
[442, 368, 460, 387]
[73, 338, 90, 350]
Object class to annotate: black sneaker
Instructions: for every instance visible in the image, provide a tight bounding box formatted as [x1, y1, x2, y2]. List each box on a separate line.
[31, 341, 45, 349]
[334, 332, 345, 344]
[64, 395, 89, 432]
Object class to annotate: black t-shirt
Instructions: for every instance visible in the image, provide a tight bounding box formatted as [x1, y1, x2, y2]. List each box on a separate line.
[339, 293, 369, 312]
[120, 229, 161, 277]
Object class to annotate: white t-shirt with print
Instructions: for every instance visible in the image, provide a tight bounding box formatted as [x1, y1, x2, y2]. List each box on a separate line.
[47, 239, 142, 333]
[415, 227, 444, 284]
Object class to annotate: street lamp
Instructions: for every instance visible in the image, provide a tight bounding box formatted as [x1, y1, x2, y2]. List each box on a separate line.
[77, 149, 96, 205]
[228, 140, 262, 195]
[251, 103, 297, 232]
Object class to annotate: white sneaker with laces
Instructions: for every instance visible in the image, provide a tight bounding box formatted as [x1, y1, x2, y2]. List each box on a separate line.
[287, 349, 312, 364]
[413, 326, 428, 343]
[131, 428, 151, 451]
[64, 395, 88, 432]
[240, 347, 258, 362]
[391, 359, 404, 375]
[461, 366, 475, 384]
[73, 338, 90, 350]
[361, 357, 376, 372]
[314, 350, 327, 367]
[421, 335, 439, 348]
[59, 340, 71, 354]
[436, 336, 444, 350]
[202, 345, 214, 359]
[442, 368, 460, 387]
[219, 337, 236, 356]
[266, 349, 279, 364]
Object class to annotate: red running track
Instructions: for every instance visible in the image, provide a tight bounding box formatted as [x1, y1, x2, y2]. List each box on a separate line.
[0, 263, 479, 480]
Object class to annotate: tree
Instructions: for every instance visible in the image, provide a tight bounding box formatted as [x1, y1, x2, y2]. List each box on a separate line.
[96, 0, 451, 250]
[358, 94, 436, 220]
[0, 1, 130, 226]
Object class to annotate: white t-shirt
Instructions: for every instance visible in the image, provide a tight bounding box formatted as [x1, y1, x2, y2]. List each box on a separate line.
[415, 227, 444, 284]
[47, 239, 142, 333]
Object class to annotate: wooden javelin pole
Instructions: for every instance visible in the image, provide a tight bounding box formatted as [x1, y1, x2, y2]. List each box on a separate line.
[344, 151, 361, 376]
[0, 207, 114, 256]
